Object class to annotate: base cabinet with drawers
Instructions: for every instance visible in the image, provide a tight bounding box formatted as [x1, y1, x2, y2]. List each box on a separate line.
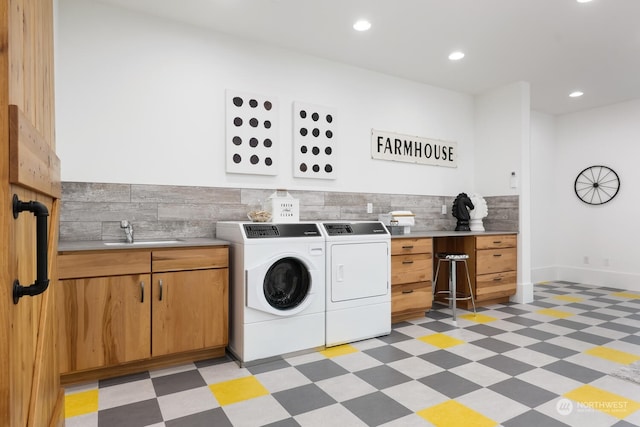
[57, 246, 228, 381]
[390, 237, 433, 323]
[433, 233, 517, 309]
[473, 235, 518, 303]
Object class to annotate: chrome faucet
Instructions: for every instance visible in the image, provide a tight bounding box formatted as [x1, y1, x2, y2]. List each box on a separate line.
[120, 220, 134, 243]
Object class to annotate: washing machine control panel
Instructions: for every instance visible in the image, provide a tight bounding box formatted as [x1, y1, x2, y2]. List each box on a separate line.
[243, 223, 321, 238]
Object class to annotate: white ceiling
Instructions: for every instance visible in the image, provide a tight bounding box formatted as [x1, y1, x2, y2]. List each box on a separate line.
[93, 0, 640, 115]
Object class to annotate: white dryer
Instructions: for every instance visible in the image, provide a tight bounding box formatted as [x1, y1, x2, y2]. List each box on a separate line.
[216, 222, 325, 365]
[321, 222, 391, 347]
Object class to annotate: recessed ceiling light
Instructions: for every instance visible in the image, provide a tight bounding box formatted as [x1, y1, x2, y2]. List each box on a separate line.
[353, 20, 371, 32]
[448, 51, 465, 61]
[576, 0, 593, 3]
[569, 91, 584, 98]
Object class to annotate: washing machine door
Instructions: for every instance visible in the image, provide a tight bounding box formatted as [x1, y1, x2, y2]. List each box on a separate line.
[246, 255, 316, 316]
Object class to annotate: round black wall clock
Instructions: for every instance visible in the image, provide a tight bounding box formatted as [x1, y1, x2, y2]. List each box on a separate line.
[574, 165, 620, 205]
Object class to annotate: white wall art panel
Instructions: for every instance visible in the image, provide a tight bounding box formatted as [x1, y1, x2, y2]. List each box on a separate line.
[293, 102, 336, 179]
[226, 90, 278, 175]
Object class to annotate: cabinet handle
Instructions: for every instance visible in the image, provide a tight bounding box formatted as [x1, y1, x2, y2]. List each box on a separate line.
[159, 279, 163, 301]
[402, 260, 414, 264]
[140, 281, 145, 302]
[402, 289, 414, 294]
[402, 245, 414, 249]
[493, 253, 502, 257]
[493, 277, 503, 282]
[493, 241, 502, 244]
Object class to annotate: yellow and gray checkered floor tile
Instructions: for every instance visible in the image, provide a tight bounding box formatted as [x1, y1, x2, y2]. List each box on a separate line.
[65, 281, 640, 426]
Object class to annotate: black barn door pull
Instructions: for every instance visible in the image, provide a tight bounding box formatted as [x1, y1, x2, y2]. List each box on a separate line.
[12, 194, 50, 304]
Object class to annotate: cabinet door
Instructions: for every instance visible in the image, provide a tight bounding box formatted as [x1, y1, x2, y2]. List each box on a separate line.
[58, 274, 151, 373]
[152, 269, 228, 357]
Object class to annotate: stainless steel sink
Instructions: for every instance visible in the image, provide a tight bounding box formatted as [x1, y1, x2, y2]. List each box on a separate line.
[103, 239, 182, 246]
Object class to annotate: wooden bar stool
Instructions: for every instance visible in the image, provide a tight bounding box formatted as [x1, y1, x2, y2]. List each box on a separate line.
[433, 252, 476, 324]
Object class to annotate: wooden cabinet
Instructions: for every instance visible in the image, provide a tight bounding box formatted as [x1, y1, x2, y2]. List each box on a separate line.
[474, 235, 517, 303]
[57, 246, 228, 380]
[151, 249, 229, 357]
[58, 273, 152, 373]
[433, 233, 517, 308]
[57, 251, 151, 373]
[390, 237, 433, 323]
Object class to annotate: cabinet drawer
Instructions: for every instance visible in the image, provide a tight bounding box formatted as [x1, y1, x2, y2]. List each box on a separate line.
[152, 247, 228, 272]
[476, 248, 516, 275]
[476, 271, 516, 301]
[58, 251, 150, 279]
[391, 253, 431, 285]
[391, 238, 432, 255]
[476, 234, 516, 250]
[392, 282, 432, 315]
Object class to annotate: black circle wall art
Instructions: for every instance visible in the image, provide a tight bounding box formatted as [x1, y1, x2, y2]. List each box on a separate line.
[293, 102, 336, 180]
[226, 90, 278, 175]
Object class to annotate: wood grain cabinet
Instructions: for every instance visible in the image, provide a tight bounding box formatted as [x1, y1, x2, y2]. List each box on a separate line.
[57, 246, 228, 378]
[151, 249, 229, 357]
[390, 237, 433, 323]
[57, 251, 152, 373]
[474, 235, 517, 304]
[433, 233, 517, 309]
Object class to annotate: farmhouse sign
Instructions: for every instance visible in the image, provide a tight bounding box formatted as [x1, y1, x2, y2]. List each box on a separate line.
[371, 129, 457, 168]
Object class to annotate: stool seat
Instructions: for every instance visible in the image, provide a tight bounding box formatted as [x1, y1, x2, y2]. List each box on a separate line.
[436, 253, 469, 261]
[433, 252, 476, 324]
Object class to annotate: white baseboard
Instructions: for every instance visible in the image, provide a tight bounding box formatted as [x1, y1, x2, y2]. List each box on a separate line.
[531, 266, 558, 284]
[531, 265, 640, 292]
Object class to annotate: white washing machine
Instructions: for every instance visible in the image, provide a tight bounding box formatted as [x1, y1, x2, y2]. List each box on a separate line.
[321, 221, 391, 347]
[216, 221, 325, 365]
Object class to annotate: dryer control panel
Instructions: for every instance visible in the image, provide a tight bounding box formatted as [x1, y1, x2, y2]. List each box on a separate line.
[323, 222, 388, 236]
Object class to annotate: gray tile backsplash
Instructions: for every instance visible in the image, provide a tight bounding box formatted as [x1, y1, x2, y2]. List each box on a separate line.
[59, 182, 519, 241]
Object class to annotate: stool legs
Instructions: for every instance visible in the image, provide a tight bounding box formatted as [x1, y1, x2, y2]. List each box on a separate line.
[449, 260, 457, 322]
[463, 259, 477, 315]
[433, 258, 477, 324]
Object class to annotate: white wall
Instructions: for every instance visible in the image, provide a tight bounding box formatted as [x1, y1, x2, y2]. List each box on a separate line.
[56, 0, 476, 196]
[474, 82, 529, 197]
[530, 111, 557, 283]
[551, 99, 640, 291]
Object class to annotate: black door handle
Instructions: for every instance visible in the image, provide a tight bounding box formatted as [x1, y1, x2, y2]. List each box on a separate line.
[12, 194, 50, 304]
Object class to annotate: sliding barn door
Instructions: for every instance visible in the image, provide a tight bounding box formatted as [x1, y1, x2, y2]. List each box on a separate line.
[0, 1, 63, 426]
